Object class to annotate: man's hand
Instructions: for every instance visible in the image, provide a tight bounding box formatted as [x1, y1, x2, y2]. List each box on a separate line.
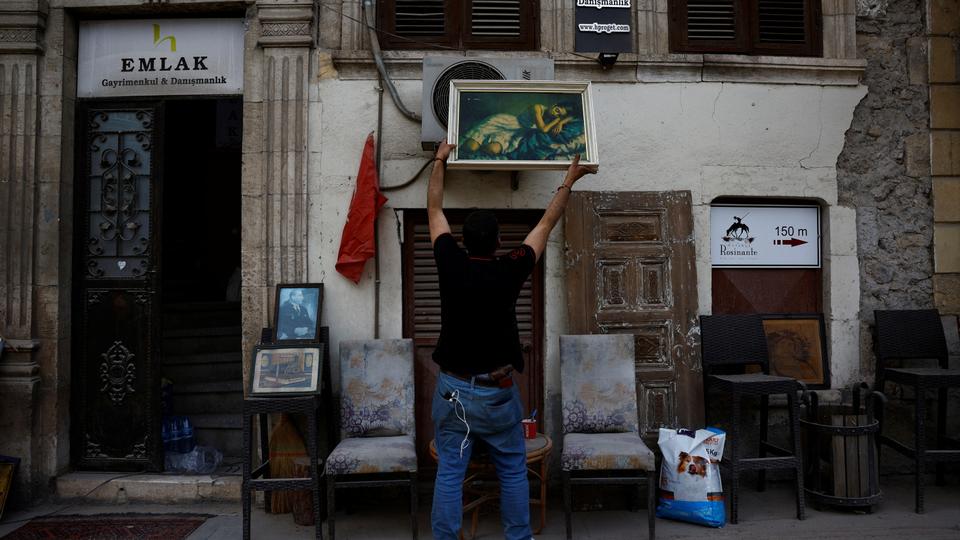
[562, 153, 598, 187]
[435, 141, 455, 163]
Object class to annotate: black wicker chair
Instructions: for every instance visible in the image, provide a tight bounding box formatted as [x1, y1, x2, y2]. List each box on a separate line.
[700, 314, 805, 524]
[874, 309, 960, 514]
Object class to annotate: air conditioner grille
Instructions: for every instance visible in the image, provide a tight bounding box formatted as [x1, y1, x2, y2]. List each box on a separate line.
[432, 61, 504, 128]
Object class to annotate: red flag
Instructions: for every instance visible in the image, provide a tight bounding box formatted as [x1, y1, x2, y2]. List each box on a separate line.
[336, 133, 388, 283]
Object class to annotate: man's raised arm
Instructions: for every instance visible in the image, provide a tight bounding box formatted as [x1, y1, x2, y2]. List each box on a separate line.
[523, 154, 598, 262]
[428, 142, 455, 245]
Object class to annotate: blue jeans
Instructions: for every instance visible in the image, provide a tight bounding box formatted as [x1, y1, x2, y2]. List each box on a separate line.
[431, 372, 532, 540]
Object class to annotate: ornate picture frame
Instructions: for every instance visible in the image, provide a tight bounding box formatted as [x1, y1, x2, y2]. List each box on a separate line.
[273, 283, 323, 344]
[0, 455, 18, 521]
[249, 344, 324, 396]
[761, 313, 830, 389]
[447, 80, 599, 170]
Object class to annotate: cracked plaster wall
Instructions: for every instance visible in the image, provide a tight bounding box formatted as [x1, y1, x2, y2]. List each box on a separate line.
[308, 75, 867, 441]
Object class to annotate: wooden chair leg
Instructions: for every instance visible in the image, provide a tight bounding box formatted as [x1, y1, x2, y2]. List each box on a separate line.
[563, 471, 573, 540]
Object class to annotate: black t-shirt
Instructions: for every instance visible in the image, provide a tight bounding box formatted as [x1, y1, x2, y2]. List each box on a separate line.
[432, 233, 536, 374]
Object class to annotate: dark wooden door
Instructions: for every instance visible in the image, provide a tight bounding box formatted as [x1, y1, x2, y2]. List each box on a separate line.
[565, 191, 702, 440]
[403, 210, 544, 466]
[73, 103, 164, 471]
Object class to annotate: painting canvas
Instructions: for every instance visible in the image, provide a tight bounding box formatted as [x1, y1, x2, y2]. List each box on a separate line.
[274, 283, 323, 343]
[447, 80, 598, 170]
[762, 314, 830, 389]
[250, 345, 323, 395]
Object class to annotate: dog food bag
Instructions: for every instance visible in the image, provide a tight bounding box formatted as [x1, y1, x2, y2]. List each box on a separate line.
[656, 427, 726, 527]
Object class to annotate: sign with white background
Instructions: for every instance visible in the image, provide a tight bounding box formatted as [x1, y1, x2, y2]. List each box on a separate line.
[78, 19, 244, 97]
[710, 205, 821, 268]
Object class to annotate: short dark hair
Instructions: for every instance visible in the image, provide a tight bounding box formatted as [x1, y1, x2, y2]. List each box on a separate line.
[463, 210, 499, 256]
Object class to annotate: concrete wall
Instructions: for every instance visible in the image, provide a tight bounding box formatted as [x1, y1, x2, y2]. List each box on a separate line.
[308, 74, 866, 442]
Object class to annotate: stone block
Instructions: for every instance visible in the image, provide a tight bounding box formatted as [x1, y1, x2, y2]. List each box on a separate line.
[929, 37, 959, 83]
[928, 0, 960, 36]
[933, 177, 960, 222]
[934, 223, 960, 272]
[907, 36, 928, 85]
[934, 273, 960, 314]
[905, 132, 931, 177]
[931, 86, 960, 129]
[932, 131, 960, 176]
[828, 205, 858, 256]
[827, 255, 861, 320]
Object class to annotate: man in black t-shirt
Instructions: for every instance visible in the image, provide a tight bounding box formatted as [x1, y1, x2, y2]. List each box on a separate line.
[428, 141, 597, 540]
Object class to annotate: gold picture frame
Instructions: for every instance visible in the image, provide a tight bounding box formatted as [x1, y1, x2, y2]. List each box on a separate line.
[0, 456, 18, 521]
[761, 314, 830, 389]
[250, 344, 323, 396]
[447, 80, 599, 171]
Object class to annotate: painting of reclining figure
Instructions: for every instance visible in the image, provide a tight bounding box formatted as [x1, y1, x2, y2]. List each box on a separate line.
[447, 81, 598, 170]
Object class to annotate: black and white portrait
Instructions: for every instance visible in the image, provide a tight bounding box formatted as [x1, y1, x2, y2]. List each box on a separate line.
[274, 284, 322, 342]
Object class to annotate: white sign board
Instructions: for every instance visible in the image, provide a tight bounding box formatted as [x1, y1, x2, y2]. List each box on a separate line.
[78, 19, 244, 98]
[710, 205, 820, 268]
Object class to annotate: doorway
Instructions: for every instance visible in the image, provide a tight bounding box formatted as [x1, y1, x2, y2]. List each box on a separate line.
[72, 97, 243, 471]
[402, 210, 545, 467]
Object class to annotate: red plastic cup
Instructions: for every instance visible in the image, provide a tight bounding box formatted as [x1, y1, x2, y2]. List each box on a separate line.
[521, 419, 537, 439]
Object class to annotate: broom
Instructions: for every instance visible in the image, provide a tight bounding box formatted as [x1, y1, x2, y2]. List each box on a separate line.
[269, 413, 308, 513]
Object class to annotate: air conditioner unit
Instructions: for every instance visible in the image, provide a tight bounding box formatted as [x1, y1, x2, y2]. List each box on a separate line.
[420, 56, 555, 150]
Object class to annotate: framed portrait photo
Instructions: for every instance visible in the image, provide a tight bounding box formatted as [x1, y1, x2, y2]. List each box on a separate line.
[274, 283, 323, 343]
[761, 313, 830, 389]
[250, 344, 324, 396]
[447, 80, 599, 171]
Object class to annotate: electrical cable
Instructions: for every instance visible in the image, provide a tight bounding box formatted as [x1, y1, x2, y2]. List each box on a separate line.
[446, 390, 471, 459]
[361, 0, 421, 123]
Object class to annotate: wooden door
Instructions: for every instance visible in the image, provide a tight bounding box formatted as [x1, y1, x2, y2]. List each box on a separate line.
[403, 210, 544, 466]
[565, 191, 702, 439]
[73, 103, 164, 471]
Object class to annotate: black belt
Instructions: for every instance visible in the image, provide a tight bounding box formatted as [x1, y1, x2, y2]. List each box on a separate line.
[441, 367, 514, 388]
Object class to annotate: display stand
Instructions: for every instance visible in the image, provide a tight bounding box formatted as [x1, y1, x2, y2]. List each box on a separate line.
[242, 394, 322, 540]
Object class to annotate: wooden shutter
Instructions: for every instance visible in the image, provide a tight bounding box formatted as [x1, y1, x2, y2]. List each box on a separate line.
[402, 210, 544, 467]
[378, 0, 537, 50]
[379, 0, 456, 49]
[463, 0, 537, 50]
[751, 0, 821, 56]
[670, 0, 820, 56]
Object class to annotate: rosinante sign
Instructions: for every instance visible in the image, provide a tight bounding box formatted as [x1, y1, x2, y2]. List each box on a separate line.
[710, 205, 821, 268]
[78, 19, 244, 97]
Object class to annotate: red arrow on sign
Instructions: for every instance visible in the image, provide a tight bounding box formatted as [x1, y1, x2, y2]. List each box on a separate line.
[774, 238, 808, 247]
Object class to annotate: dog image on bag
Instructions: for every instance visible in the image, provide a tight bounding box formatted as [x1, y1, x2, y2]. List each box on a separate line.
[656, 427, 726, 528]
[677, 451, 709, 477]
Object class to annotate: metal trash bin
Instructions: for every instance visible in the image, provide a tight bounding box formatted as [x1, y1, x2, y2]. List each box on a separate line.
[801, 383, 885, 511]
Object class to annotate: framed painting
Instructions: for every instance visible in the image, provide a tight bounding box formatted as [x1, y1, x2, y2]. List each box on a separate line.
[0, 455, 18, 521]
[761, 313, 830, 389]
[446, 80, 599, 171]
[250, 344, 324, 396]
[274, 283, 323, 343]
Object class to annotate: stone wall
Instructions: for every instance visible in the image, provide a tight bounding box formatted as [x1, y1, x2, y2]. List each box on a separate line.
[837, 0, 934, 380]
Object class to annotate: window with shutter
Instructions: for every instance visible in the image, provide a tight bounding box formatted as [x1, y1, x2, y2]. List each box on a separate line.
[379, 0, 537, 50]
[670, 0, 821, 56]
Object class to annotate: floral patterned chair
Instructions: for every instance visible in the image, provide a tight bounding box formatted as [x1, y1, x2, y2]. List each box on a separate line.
[325, 339, 417, 540]
[560, 334, 657, 540]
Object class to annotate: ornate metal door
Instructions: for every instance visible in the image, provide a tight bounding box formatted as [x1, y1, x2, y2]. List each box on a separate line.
[73, 104, 163, 471]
